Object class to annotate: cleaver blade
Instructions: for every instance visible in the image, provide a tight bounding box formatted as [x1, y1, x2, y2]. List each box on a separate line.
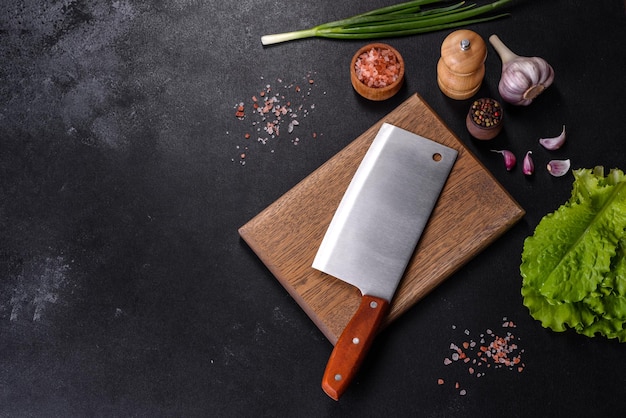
[312, 123, 457, 400]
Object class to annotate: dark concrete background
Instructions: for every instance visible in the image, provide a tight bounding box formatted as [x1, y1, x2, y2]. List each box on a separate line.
[2, 0, 626, 416]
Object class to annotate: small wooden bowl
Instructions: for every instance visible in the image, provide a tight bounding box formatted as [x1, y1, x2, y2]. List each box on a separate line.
[466, 98, 504, 140]
[350, 43, 404, 101]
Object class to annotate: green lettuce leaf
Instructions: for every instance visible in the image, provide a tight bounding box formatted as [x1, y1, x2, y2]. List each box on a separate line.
[521, 167, 626, 342]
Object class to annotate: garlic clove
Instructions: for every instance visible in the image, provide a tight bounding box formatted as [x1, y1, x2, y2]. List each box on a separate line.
[491, 149, 516, 171]
[547, 159, 571, 177]
[539, 125, 566, 150]
[489, 35, 555, 106]
[523, 151, 534, 175]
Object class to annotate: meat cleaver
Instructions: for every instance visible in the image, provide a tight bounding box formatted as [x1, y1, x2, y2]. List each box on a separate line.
[312, 123, 457, 400]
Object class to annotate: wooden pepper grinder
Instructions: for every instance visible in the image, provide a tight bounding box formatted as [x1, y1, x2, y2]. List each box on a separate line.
[437, 30, 487, 100]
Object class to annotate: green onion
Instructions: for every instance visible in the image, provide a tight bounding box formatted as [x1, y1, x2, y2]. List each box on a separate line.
[261, 0, 513, 46]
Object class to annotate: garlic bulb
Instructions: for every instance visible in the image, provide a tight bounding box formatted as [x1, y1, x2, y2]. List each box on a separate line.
[489, 35, 555, 106]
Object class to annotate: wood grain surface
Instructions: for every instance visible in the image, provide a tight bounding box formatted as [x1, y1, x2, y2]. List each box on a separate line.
[238, 93, 525, 345]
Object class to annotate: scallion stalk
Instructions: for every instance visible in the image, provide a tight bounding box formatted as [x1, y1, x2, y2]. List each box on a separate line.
[354, 0, 444, 16]
[261, 0, 512, 46]
[330, 3, 471, 29]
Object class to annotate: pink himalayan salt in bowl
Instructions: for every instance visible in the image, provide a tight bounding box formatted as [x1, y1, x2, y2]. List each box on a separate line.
[350, 43, 405, 101]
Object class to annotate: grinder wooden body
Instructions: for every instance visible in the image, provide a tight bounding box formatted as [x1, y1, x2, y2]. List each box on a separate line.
[437, 30, 487, 100]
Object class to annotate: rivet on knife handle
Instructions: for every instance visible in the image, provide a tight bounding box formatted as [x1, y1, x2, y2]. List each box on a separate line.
[321, 295, 390, 401]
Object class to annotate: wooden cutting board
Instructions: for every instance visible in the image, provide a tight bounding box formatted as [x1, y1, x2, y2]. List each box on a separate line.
[239, 93, 524, 345]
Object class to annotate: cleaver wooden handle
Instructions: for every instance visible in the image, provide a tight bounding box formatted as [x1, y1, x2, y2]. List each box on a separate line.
[321, 295, 390, 400]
